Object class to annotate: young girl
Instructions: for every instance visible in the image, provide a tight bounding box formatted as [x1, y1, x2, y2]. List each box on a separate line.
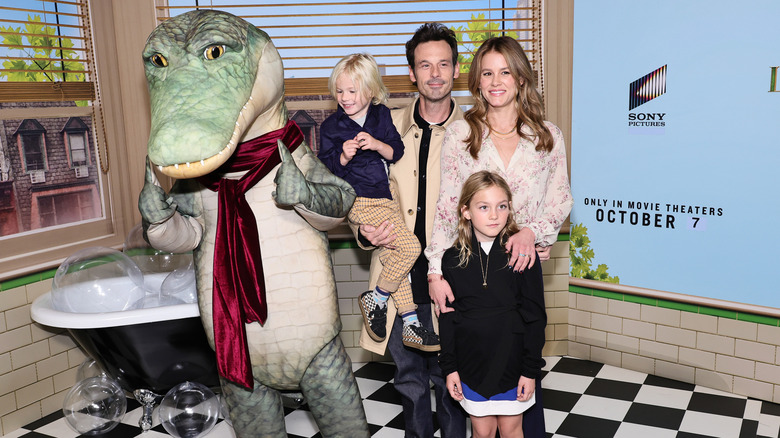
[318, 53, 439, 351]
[439, 171, 546, 438]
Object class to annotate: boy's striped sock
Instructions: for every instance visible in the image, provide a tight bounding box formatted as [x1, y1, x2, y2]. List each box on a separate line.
[400, 310, 420, 327]
[371, 286, 390, 306]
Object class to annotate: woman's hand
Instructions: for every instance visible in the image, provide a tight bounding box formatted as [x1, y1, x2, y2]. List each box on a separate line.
[517, 375, 535, 401]
[428, 274, 455, 315]
[359, 222, 397, 249]
[446, 372, 464, 401]
[505, 227, 536, 272]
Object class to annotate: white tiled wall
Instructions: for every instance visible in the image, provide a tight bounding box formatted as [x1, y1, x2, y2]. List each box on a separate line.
[568, 292, 780, 404]
[0, 280, 88, 435]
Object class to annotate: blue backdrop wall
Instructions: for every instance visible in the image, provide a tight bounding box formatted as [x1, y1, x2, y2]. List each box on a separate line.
[570, 1, 780, 309]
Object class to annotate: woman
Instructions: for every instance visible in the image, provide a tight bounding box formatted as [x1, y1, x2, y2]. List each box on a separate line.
[424, 36, 573, 436]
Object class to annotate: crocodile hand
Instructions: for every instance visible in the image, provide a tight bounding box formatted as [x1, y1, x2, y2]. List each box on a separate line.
[273, 141, 355, 218]
[138, 156, 178, 224]
[295, 143, 355, 218]
[272, 140, 312, 207]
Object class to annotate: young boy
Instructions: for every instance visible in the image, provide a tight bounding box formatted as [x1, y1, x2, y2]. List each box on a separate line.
[318, 53, 439, 351]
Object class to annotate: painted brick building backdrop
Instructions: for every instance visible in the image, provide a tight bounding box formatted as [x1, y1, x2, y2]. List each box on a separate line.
[0, 102, 101, 237]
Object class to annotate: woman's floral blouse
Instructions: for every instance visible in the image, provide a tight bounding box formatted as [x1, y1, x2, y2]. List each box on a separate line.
[424, 119, 574, 275]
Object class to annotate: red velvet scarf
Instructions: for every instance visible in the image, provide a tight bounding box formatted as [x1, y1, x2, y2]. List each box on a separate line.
[198, 120, 303, 389]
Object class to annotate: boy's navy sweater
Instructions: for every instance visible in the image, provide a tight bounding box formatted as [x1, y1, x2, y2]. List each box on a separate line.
[318, 103, 404, 199]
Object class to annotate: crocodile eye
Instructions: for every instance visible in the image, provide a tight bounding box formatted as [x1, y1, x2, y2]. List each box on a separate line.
[150, 53, 168, 67]
[204, 45, 225, 60]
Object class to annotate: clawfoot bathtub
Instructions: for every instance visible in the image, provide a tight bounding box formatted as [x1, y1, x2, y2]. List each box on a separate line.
[31, 289, 220, 431]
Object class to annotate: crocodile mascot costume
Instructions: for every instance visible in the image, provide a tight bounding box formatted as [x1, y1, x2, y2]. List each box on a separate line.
[138, 10, 369, 437]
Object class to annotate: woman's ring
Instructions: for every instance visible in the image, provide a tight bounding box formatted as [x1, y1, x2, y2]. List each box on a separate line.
[434, 304, 439, 309]
[519, 253, 527, 257]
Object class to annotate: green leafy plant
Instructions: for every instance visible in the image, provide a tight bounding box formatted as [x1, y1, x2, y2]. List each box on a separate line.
[570, 223, 620, 283]
[1, 15, 86, 83]
[450, 14, 519, 73]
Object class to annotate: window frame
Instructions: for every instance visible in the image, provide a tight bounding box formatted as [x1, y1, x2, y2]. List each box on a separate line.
[15, 119, 48, 173]
[0, 1, 146, 281]
[62, 117, 91, 168]
[67, 131, 88, 167]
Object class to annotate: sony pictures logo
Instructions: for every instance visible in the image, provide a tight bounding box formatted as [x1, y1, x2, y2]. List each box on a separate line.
[628, 65, 667, 130]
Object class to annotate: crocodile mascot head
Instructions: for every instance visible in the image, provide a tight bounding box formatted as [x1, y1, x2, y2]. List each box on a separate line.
[143, 10, 286, 178]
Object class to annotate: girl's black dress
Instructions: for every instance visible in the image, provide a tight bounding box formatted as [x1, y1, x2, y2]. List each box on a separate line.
[439, 233, 547, 409]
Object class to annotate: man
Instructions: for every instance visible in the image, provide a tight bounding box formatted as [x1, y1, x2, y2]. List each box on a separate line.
[353, 22, 467, 437]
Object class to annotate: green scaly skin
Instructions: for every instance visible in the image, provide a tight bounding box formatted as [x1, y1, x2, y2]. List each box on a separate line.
[143, 11, 263, 167]
[137, 10, 363, 438]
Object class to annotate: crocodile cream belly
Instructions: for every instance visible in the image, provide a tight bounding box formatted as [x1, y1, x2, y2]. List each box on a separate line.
[195, 147, 340, 389]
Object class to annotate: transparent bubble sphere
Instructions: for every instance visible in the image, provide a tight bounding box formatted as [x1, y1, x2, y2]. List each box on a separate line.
[76, 359, 106, 382]
[62, 376, 127, 435]
[158, 381, 219, 438]
[52, 247, 145, 313]
[123, 223, 196, 306]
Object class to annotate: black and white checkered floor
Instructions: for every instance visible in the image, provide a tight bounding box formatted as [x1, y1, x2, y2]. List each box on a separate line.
[7, 357, 780, 438]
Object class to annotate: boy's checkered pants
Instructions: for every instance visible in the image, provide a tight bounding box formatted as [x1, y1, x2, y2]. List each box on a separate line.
[348, 195, 420, 313]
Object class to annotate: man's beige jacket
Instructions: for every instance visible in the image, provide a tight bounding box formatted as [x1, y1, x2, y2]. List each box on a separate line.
[351, 97, 464, 355]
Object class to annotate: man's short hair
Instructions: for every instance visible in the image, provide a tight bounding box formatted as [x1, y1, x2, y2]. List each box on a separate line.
[405, 22, 459, 68]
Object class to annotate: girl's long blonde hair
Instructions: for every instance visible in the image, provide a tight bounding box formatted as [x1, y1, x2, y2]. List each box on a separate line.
[328, 53, 389, 105]
[463, 36, 552, 159]
[454, 171, 519, 267]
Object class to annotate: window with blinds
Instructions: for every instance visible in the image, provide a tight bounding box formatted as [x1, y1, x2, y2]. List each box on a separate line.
[0, 0, 115, 277]
[155, 0, 543, 97]
[0, 1, 97, 102]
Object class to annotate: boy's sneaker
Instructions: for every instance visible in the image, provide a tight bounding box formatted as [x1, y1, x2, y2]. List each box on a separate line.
[402, 324, 440, 352]
[358, 290, 387, 342]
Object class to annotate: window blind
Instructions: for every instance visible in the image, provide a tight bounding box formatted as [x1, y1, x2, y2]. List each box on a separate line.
[0, 0, 96, 101]
[154, 0, 543, 97]
[0, 0, 108, 171]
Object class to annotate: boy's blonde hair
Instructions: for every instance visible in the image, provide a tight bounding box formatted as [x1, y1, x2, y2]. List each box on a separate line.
[454, 171, 519, 267]
[328, 53, 389, 105]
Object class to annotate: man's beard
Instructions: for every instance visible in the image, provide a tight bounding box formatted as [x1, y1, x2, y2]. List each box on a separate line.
[420, 79, 451, 102]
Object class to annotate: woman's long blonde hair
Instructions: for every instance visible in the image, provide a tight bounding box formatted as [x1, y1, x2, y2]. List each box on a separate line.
[463, 36, 552, 159]
[454, 171, 520, 267]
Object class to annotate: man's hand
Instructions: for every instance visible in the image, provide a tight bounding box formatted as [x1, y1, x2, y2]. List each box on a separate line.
[505, 227, 536, 272]
[536, 244, 551, 261]
[360, 221, 397, 249]
[428, 274, 455, 315]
